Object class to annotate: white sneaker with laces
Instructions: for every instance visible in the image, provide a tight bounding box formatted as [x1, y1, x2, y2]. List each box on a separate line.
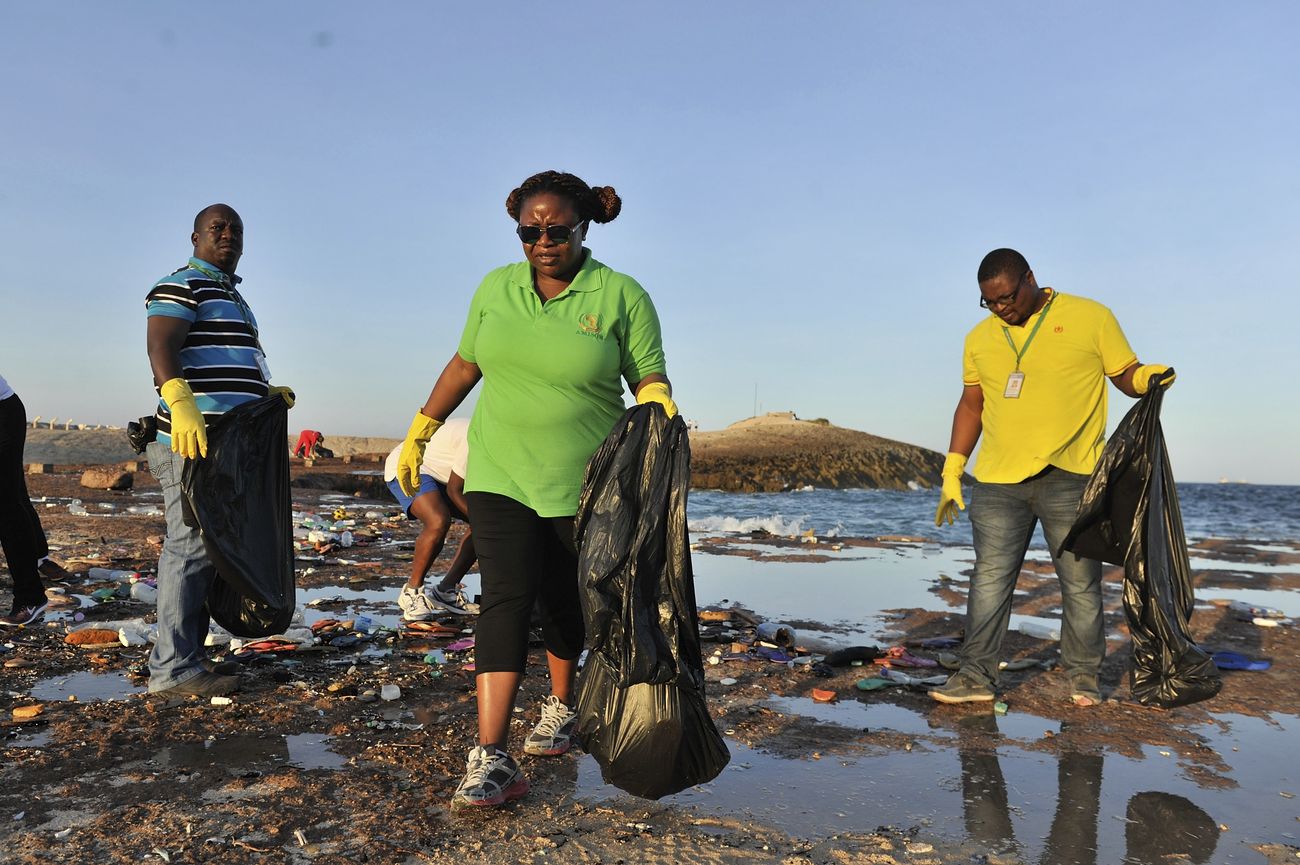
[398, 585, 437, 622]
[428, 584, 478, 616]
[524, 694, 578, 756]
[451, 745, 529, 808]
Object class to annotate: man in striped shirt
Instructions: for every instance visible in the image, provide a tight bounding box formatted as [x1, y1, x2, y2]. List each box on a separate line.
[144, 203, 294, 697]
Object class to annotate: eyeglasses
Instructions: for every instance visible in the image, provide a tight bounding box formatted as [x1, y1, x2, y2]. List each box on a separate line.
[979, 271, 1027, 309]
[516, 221, 583, 245]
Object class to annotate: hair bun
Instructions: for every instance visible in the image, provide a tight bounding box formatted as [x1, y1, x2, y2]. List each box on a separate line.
[590, 186, 621, 223]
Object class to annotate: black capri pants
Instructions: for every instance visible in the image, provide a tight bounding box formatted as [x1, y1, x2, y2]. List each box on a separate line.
[1, 393, 48, 608]
[466, 491, 585, 674]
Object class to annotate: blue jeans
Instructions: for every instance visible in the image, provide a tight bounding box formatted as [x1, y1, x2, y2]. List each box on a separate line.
[962, 467, 1103, 687]
[146, 442, 215, 691]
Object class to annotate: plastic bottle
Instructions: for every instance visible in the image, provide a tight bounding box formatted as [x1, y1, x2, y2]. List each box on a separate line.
[756, 622, 797, 648]
[355, 614, 374, 634]
[129, 582, 158, 604]
[88, 567, 141, 582]
[1017, 620, 1062, 641]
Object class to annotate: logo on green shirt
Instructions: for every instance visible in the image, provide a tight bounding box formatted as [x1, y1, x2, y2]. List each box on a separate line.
[577, 313, 603, 338]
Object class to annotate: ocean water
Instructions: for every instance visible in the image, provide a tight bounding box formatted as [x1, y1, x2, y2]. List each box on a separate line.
[687, 483, 1300, 544]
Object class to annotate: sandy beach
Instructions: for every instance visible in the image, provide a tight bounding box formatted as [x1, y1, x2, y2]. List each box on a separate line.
[1, 452, 1297, 864]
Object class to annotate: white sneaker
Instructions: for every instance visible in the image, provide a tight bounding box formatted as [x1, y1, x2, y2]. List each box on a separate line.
[398, 585, 437, 622]
[451, 746, 529, 808]
[428, 584, 478, 616]
[523, 694, 578, 756]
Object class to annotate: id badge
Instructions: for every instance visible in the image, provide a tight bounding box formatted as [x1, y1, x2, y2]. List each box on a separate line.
[255, 351, 272, 381]
[1003, 371, 1025, 399]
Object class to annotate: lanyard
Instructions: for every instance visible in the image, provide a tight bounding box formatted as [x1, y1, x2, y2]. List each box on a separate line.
[189, 261, 263, 348]
[1001, 291, 1055, 371]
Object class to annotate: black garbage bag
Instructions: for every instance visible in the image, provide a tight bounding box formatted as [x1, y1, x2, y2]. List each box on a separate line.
[573, 404, 729, 799]
[180, 395, 295, 637]
[1060, 375, 1221, 709]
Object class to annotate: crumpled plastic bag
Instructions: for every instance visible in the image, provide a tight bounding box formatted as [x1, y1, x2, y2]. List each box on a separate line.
[573, 404, 729, 799]
[1060, 375, 1221, 708]
[180, 395, 296, 638]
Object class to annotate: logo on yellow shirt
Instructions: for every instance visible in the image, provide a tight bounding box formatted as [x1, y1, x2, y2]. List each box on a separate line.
[577, 313, 602, 336]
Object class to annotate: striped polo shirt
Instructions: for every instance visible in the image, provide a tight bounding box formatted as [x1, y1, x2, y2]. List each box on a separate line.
[145, 257, 269, 445]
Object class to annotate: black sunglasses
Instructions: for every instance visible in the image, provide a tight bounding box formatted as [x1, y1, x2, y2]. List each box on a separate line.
[516, 221, 583, 244]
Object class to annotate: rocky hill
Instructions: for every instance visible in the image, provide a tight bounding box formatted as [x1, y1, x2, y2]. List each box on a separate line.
[689, 412, 945, 492]
[23, 415, 946, 494]
[23, 428, 401, 465]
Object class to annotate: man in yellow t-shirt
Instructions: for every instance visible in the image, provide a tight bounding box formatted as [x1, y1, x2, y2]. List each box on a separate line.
[931, 248, 1173, 707]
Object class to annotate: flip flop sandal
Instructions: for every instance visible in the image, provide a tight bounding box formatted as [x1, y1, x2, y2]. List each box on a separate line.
[1211, 651, 1271, 671]
[810, 688, 838, 703]
[445, 638, 476, 652]
[855, 676, 897, 691]
[241, 640, 299, 653]
[404, 621, 459, 636]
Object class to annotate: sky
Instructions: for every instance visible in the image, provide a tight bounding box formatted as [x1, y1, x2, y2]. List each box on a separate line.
[2, 3, 1297, 484]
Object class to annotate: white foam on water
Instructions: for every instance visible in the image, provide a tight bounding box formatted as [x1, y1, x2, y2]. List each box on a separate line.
[688, 513, 811, 537]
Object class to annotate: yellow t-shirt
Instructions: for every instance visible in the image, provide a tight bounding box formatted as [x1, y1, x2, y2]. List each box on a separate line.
[962, 290, 1137, 483]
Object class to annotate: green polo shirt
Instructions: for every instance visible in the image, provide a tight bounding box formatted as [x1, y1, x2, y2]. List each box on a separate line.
[457, 253, 667, 516]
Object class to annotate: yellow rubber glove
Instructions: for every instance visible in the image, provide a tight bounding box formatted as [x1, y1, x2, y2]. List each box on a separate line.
[160, 378, 208, 460]
[934, 452, 968, 526]
[397, 411, 442, 496]
[1132, 364, 1175, 395]
[268, 385, 296, 408]
[636, 381, 678, 418]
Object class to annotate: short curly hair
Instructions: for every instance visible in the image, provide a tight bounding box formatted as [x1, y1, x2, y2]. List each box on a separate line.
[977, 248, 1030, 283]
[506, 171, 621, 224]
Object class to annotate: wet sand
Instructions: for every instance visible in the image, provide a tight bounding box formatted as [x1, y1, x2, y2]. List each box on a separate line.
[1, 461, 1297, 864]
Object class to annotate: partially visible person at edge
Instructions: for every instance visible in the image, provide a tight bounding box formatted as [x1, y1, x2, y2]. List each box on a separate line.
[0, 373, 73, 627]
[931, 248, 1173, 708]
[395, 171, 676, 809]
[143, 204, 295, 698]
[381, 418, 477, 619]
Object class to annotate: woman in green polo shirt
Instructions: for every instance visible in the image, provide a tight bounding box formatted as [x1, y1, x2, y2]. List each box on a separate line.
[395, 170, 677, 808]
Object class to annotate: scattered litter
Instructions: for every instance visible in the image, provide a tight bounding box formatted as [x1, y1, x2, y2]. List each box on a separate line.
[1017, 620, 1062, 641]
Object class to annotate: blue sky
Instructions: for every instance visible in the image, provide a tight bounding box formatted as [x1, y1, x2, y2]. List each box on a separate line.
[2, 3, 1296, 483]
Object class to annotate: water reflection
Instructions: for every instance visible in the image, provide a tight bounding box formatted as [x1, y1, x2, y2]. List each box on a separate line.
[573, 703, 1252, 862]
[154, 733, 346, 772]
[953, 714, 1219, 865]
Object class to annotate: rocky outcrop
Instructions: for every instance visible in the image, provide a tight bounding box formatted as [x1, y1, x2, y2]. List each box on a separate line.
[80, 468, 133, 490]
[689, 413, 946, 492]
